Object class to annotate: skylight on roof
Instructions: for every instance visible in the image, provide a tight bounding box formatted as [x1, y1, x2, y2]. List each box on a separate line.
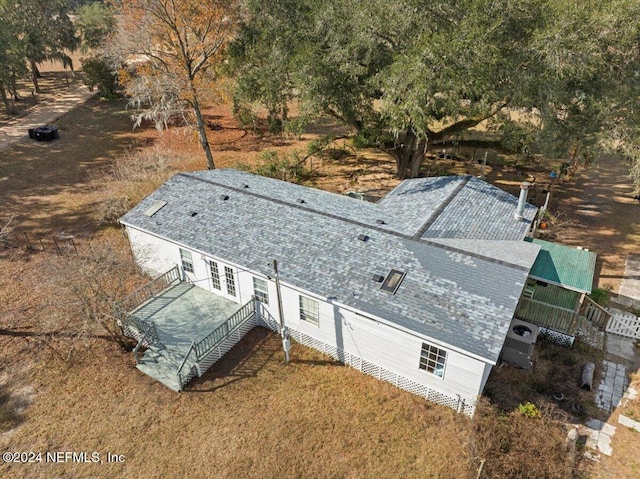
[144, 200, 167, 217]
[380, 269, 406, 294]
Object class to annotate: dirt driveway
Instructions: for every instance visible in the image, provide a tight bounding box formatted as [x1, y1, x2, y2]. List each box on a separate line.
[549, 155, 640, 294]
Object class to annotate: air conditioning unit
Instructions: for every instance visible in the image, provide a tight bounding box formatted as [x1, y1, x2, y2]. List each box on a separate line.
[501, 318, 539, 369]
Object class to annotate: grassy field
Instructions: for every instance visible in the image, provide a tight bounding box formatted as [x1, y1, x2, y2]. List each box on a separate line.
[1, 73, 639, 478]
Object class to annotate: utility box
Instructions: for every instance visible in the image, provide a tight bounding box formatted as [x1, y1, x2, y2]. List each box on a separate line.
[501, 318, 539, 369]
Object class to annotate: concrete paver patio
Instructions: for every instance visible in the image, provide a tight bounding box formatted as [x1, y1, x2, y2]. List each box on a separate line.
[618, 254, 640, 309]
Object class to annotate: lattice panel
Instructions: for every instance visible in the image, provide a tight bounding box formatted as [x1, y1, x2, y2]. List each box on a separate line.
[324, 345, 339, 361]
[180, 365, 198, 389]
[283, 325, 473, 416]
[428, 389, 460, 411]
[361, 360, 380, 379]
[380, 369, 397, 385]
[197, 317, 258, 374]
[575, 328, 603, 349]
[539, 327, 574, 347]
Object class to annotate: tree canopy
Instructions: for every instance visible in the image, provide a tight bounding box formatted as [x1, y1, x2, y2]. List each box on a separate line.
[0, 0, 78, 104]
[76, 2, 116, 52]
[230, 0, 640, 189]
[107, 0, 240, 170]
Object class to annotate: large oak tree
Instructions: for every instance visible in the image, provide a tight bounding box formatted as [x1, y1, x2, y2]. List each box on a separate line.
[231, 0, 640, 189]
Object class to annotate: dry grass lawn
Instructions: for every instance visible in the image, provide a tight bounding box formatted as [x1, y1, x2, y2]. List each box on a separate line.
[0, 325, 472, 479]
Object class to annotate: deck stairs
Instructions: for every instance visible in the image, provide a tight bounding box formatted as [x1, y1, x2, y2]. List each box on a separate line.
[120, 271, 259, 391]
[137, 345, 190, 392]
[576, 317, 605, 350]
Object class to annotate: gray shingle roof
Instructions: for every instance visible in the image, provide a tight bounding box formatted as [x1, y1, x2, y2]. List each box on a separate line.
[379, 175, 537, 240]
[120, 169, 541, 363]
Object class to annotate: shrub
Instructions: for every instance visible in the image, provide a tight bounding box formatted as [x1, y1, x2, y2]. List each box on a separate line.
[82, 56, 119, 98]
[0, 384, 23, 432]
[591, 285, 612, 306]
[518, 402, 541, 419]
[470, 399, 574, 479]
[97, 147, 179, 225]
[253, 149, 314, 184]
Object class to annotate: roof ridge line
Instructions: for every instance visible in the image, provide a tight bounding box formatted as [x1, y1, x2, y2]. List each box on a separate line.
[413, 175, 472, 239]
[177, 172, 529, 271]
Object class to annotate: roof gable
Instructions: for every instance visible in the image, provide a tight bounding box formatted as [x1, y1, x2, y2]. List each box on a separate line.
[525, 238, 596, 293]
[379, 176, 537, 240]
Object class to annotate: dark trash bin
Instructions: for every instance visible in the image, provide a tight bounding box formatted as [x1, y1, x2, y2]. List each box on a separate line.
[28, 128, 34, 139]
[34, 127, 50, 141]
[34, 127, 46, 141]
[33, 125, 59, 141]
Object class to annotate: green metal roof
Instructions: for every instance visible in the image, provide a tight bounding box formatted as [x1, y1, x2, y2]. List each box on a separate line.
[525, 238, 596, 294]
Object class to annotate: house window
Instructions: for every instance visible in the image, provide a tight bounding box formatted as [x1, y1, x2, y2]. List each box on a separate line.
[419, 343, 447, 378]
[180, 248, 194, 273]
[209, 261, 221, 290]
[253, 277, 269, 305]
[299, 295, 319, 326]
[224, 266, 236, 297]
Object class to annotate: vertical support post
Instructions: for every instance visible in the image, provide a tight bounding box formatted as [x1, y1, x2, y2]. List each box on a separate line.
[23, 232, 32, 250]
[177, 263, 185, 282]
[480, 151, 487, 179]
[52, 236, 62, 255]
[272, 259, 289, 363]
[272, 259, 285, 334]
[282, 326, 291, 363]
[570, 293, 586, 335]
[151, 321, 159, 343]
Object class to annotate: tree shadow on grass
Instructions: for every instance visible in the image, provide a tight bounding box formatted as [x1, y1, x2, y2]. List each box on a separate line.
[0, 97, 146, 238]
[0, 380, 28, 433]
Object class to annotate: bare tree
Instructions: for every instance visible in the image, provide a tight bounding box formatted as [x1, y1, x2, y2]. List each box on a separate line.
[44, 241, 146, 352]
[107, 0, 240, 170]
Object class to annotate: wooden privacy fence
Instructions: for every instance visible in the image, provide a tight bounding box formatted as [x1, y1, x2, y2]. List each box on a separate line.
[515, 297, 576, 333]
[0, 229, 78, 256]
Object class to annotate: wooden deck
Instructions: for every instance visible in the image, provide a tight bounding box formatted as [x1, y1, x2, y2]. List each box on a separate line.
[123, 281, 257, 391]
[515, 281, 611, 349]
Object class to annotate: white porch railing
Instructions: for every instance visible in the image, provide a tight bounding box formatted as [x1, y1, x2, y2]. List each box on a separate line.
[606, 310, 640, 339]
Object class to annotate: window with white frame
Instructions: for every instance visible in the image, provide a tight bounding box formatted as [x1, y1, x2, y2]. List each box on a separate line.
[419, 342, 447, 378]
[209, 261, 221, 290]
[224, 266, 236, 297]
[299, 295, 319, 326]
[179, 248, 194, 273]
[253, 277, 269, 305]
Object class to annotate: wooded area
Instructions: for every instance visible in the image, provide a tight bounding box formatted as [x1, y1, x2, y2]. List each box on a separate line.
[1, 0, 639, 189]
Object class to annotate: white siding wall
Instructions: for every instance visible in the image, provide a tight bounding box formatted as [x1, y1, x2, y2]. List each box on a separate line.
[126, 227, 178, 277]
[126, 226, 490, 407]
[479, 362, 494, 395]
[280, 302, 487, 403]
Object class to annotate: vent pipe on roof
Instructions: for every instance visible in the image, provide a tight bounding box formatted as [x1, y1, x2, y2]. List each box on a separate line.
[514, 182, 531, 220]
